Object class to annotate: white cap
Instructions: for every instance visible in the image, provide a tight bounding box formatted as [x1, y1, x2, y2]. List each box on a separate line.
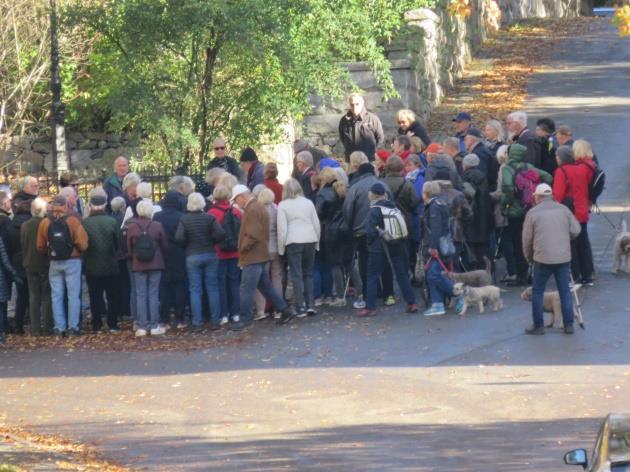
[534, 183, 552, 196]
[230, 184, 250, 203]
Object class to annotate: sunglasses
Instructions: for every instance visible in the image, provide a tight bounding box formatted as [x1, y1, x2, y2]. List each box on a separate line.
[214, 146, 226, 150]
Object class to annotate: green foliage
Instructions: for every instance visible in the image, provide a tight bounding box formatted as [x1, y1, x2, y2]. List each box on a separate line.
[62, 0, 433, 169]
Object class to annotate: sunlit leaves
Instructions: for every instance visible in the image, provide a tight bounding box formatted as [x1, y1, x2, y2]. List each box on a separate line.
[612, 5, 630, 37]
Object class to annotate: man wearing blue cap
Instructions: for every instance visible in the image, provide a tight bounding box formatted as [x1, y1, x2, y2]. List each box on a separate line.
[452, 112, 478, 154]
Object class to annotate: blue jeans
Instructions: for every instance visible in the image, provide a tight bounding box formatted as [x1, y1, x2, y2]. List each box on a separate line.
[532, 262, 573, 328]
[49, 258, 82, 331]
[186, 252, 221, 326]
[127, 260, 137, 321]
[313, 252, 333, 299]
[366, 247, 416, 310]
[219, 258, 241, 317]
[426, 259, 454, 305]
[134, 270, 161, 330]
[240, 262, 287, 324]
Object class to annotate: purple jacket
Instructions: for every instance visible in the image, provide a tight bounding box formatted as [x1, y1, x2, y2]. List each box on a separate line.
[126, 217, 168, 272]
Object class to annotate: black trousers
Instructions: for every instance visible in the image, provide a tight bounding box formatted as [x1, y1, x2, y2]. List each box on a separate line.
[355, 236, 369, 299]
[86, 275, 119, 331]
[14, 278, 29, 332]
[571, 222, 594, 283]
[508, 216, 528, 280]
[160, 279, 187, 323]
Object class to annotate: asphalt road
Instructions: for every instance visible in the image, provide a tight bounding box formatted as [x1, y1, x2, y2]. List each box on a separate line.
[1, 18, 630, 472]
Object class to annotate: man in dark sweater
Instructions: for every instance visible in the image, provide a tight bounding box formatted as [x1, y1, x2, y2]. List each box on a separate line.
[207, 138, 243, 181]
[339, 93, 384, 162]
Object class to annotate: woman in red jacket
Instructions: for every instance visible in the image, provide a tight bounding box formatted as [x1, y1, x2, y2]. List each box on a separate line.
[552, 145, 596, 285]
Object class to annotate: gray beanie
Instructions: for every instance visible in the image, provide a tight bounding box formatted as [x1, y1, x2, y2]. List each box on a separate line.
[462, 153, 480, 169]
[556, 145, 574, 165]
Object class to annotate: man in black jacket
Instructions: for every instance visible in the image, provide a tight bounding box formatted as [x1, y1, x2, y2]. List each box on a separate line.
[339, 93, 384, 162]
[506, 111, 542, 169]
[464, 128, 499, 192]
[207, 138, 243, 181]
[295, 151, 317, 202]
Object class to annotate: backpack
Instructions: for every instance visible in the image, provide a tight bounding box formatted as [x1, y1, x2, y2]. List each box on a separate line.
[214, 205, 241, 252]
[377, 205, 408, 243]
[47, 216, 74, 260]
[588, 166, 605, 205]
[513, 165, 540, 210]
[132, 221, 156, 262]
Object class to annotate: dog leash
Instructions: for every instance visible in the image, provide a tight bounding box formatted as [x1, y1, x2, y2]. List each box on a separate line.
[424, 252, 452, 276]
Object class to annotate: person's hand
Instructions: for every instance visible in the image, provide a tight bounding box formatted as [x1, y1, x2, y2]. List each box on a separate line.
[429, 248, 439, 258]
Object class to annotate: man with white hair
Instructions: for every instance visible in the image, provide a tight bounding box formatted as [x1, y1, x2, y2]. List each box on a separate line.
[522, 183, 581, 335]
[295, 150, 316, 202]
[506, 111, 541, 168]
[292, 139, 327, 179]
[231, 184, 296, 330]
[20, 197, 53, 336]
[338, 93, 384, 162]
[104, 156, 129, 210]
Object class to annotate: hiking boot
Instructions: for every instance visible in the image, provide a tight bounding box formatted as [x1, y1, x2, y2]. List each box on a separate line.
[525, 325, 545, 335]
[384, 296, 396, 306]
[357, 308, 377, 317]
[406, 304, 418, 314]
[563, 325, 575, 335]
[277, 308, 295, 325]
[423, 303, 446, 317]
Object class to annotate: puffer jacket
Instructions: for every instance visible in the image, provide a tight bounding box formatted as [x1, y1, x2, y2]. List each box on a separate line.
[501, 143, 552, 219]
[462, 167, 494, 244]
[436, 180, 472, 243]
[421, 196, 451, 257]
[380, 173, 419, 239]
[553, 160, 595, 224]
[343, 163, 392, 237]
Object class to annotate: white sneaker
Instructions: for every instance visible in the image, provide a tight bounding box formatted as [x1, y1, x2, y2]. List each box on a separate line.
[219, 316, 229, 326]
[329, 297, 347, 307]
[176, 322, 188, 329]
[231, 315, 240, 323]
[150, 326, 166, 336]
[132, 322, 139, 331]
[254, 312, 269, 321]
[353, 299, 366, 309]
[273, 311, 282, 320]
[314, 297, 331, 307]
[135, 329, 147, 337]
[158, 323, 170, 332]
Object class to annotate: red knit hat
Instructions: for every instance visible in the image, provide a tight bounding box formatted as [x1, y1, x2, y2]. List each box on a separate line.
[376, 149, 392, 161]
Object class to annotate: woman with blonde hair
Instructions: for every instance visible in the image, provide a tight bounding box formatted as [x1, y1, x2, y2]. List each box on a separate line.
[396, 108, 431, 147]
[252, 187, 284, 320]
[277, 178, 320, 317]
[483, 119, 506, 157]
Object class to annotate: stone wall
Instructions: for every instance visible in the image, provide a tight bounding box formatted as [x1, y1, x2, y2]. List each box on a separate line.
[297, 0, 586, 156]
[1, 131, 141, 174]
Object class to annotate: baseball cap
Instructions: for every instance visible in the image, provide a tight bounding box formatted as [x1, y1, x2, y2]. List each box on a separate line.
[370, 182, 386, 196]
[466, 128, 483, 139]
[452, 112, 472, 122]
[534, 183, 552, 196]
[230, 184, 250, 203]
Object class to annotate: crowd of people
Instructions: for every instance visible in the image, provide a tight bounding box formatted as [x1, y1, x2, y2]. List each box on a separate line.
[0, 92, 603, 343]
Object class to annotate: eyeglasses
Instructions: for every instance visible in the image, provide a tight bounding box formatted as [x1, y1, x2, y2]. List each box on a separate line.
[214, 146, 225, 150]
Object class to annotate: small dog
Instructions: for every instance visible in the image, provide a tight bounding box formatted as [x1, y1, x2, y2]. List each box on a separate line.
[452, 282, 504, 315]
[612, 220, 630, 274]
[520, 286, 584, 328]
[445, 257, 493, 287]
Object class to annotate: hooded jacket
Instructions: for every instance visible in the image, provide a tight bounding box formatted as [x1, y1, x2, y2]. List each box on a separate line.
[426, 154, 463, 190]
[500, 144, 552, 219]
[343, 163, 392, 237]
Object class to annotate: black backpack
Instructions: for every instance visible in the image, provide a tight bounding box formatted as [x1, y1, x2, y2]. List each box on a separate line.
[132, 221, 156, 262]
[47, 216, 74, 260]
[214, 205, 241, 252]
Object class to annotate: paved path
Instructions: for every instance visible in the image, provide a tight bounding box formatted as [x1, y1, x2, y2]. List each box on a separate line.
[1, 17, 630, 472]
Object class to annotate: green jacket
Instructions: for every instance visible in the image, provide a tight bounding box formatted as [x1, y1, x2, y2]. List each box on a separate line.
[500, 144, 552, 218]
[82, 212, 120, 277]
[20, 216, 49, 273]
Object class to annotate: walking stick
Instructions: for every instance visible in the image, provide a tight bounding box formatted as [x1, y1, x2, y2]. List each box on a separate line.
[569, 274, 585, 330]
[343, 249, 357, 300]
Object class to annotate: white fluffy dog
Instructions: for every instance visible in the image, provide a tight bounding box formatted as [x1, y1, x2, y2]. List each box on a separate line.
[612, 220, 630, 274]
[452, 282, 504, 315]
